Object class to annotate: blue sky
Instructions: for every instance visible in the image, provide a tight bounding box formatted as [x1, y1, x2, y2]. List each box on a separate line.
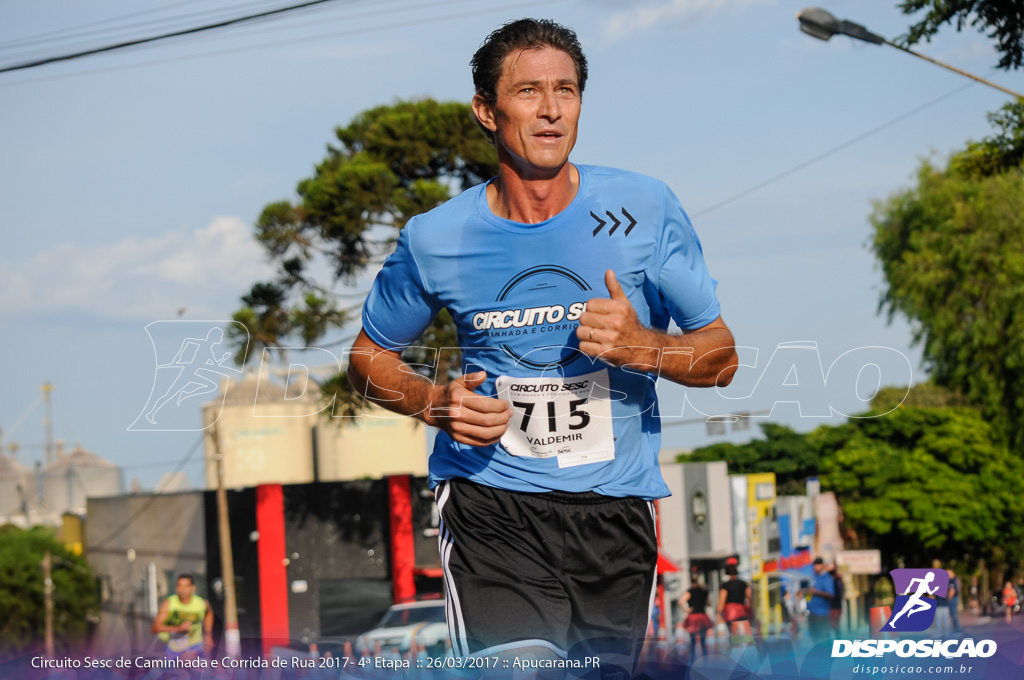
[2, 0, 1022, 489]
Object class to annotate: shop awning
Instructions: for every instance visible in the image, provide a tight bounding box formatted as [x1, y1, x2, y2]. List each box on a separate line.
[657, 552, 681, 573]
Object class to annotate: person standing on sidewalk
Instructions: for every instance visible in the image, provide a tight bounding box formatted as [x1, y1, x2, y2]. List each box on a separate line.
[933, 582, 953, 637]
[946, 568, 962, 635]
[682, 573, 713, 657]
[1003, 580, 1018, 624]
[717, 563, 752, 641]
[829, 567, 844, 637]
[807, 558, 834, 644]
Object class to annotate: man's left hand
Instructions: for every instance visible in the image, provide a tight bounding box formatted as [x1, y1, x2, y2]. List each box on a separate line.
[577, 270, 657, 368]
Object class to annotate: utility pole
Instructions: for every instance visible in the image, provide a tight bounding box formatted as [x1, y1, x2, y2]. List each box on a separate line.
[211, 422, 241, 657]
[43, 551, 54, 657]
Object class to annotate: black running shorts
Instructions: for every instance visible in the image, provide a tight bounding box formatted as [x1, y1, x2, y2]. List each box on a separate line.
[435, 478, 658, 661]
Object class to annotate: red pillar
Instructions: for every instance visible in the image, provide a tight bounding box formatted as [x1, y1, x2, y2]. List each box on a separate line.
[257, 484, 289, 656]
[388, 475, 416, 603]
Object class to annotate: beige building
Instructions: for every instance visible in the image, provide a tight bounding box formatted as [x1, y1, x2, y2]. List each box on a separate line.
[202, 372, 427, 488]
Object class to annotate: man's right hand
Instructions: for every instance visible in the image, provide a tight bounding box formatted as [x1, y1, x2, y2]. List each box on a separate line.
[427, 371, 511, 446]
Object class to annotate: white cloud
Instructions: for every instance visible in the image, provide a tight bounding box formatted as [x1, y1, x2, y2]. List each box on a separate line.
[602, 0, 773, 41]
[0, 217, 276, 319]
[939, 40, 998, 65]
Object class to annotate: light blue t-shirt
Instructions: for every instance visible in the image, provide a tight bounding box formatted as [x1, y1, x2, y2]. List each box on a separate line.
[362, 164, 721, 500]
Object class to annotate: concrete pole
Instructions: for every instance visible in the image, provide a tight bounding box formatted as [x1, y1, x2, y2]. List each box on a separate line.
[211, 422, 241, 657]
[43, 550, 54, 657]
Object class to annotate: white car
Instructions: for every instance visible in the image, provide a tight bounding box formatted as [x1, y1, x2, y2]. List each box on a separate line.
[354, 600, 450, 657]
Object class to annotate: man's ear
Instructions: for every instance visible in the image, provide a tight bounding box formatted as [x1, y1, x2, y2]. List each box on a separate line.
[472, 94, 497, 133]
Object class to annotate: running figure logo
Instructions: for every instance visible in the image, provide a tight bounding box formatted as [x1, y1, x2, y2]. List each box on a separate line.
[129, 321, 247, 431]
[884, 568, 949, 632]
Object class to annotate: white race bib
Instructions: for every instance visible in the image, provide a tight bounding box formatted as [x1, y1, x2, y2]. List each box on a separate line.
[495, 369, 614, 468]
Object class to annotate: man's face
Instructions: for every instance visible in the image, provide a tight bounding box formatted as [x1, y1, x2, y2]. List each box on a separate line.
[813, 562, 824, 575]
[474, 46, 581, 179]
[176, 578, 195, 601]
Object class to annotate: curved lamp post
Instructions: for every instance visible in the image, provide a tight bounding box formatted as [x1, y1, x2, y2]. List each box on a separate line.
[796, 7, 1022, 99]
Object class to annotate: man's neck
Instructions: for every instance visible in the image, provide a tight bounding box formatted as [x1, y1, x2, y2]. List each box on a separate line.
[486, 162, 579, 224]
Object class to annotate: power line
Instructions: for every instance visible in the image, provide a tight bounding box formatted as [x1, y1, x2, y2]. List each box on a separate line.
[4, 395, 43, 440]
[0, 0, 348, 64]
[121, 457, 206, 471]
[691, 78, 981, 219]
[0, 0, 570, 88]
[89, 433, 204, 550]
[0, 0, 217, 51]
[145, 0, 464, 50]
[120, 0, 458, 61]
[0, 0, 348, 74]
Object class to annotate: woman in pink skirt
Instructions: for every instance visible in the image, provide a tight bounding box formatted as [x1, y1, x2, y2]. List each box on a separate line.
[681, 574, 713, 657]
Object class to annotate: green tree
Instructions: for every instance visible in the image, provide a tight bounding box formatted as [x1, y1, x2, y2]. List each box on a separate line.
[869, 380, 970, 412]
[0, 526, 98, 654]
[819, 406, 1024, 570]
[948, 100, 1024, 178]
[679, 400, 1024, 571]
[870, 107, 1024, 448]
[677, 422, 822, 495]
[232, 99, 498, 407]
[898, 0, 1024, 70]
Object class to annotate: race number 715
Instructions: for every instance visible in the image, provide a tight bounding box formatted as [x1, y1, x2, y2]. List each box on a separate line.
[511, 399, 590, 432]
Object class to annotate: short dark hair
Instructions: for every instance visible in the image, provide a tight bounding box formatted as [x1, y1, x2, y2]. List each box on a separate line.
[472, 18, 588, 103]
[813, 557, 824, 565]
[177, 573, 195, 585]
[725, 564, 738, 576]
[470, 19, 588, 141]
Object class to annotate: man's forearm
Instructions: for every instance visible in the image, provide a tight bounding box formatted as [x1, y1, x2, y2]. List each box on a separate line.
[634, 325, 738, 388]
[348, 343, 440, 425]
[349, 329, 512, 446]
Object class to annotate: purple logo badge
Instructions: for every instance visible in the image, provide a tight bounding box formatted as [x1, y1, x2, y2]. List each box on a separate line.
[884, 569, 949, 632]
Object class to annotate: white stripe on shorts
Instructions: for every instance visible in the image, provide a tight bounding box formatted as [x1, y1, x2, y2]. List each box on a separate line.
[645, 501, 659, 642]
[435, 481, 469, 657]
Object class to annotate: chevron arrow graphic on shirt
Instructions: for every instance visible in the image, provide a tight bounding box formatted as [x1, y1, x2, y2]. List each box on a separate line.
[605, 210, 622, 235]
[591, 208, 638, 237]
[622, 208, 637, 236]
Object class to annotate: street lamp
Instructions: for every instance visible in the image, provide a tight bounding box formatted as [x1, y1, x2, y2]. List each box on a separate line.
[796, 7, 1023, 99]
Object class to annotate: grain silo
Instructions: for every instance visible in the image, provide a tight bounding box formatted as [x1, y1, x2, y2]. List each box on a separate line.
[0, 451, 33, 517]
[43, 443, 124, 515]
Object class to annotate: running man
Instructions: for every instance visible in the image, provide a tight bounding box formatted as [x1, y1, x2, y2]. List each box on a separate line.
[152, 574, 214, 659]
[888, 571, 939, 629]
[145, 328, 231, 424]
[348, 18, 737, 668]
